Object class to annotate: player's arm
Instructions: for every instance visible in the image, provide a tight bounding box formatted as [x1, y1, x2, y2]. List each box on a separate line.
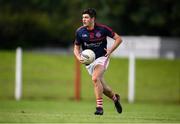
[105, 33, 122, 57]
[74, 44, 81, 60]
[74, 44, 84, 63]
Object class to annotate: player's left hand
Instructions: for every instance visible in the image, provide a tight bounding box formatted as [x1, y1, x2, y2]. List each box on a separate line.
[104, 48, 112, 57]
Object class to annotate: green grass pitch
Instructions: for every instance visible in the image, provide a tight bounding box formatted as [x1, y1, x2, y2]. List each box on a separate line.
[0, 51, 180, 123]
[0, 100, 180, 123]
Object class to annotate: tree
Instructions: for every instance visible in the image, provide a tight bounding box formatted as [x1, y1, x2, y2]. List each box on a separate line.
[0, 0, 179, 49]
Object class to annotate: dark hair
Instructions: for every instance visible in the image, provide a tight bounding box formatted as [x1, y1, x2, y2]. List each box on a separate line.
[82, 8, 97, 18]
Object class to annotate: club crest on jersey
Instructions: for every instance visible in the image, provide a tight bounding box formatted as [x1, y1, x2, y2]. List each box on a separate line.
[82, 34, 88, 37]
[95, 32, 101, 38]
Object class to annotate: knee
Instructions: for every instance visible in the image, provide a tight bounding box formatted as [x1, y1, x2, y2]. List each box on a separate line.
[92, 76, 100, 83]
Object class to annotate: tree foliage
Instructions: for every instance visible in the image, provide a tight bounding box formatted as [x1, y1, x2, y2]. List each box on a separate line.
[0, 0, 179, 49]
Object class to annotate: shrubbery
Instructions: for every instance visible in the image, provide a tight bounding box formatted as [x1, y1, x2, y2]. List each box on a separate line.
[0, 0, 179, 49]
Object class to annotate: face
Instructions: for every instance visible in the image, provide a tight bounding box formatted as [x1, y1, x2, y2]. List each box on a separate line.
[82, 14, 94, 27]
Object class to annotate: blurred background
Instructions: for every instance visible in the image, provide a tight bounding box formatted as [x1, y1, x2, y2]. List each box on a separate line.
[0, 0, 180, 104]
[0, 0, 180, 49]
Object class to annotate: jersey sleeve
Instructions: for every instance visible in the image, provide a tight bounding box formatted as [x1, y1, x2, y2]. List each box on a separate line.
[74, 31, 82, 45]
[105, 25, 115, 38]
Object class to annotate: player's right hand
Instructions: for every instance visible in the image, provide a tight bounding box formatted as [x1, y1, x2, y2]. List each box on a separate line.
[79, 58, 85, 64]
[78, 55, 85, 64]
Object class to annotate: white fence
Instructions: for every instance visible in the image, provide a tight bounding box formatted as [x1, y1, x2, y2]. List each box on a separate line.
[14, 36, 180, 102]
[108, 36, 180, 59]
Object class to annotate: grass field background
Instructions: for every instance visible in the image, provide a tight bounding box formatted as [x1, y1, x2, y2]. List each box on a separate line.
[0, 100, 180, 123]
[0, 51, 180, 123]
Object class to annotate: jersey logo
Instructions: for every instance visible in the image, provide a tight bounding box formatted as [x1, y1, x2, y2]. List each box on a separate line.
[82, 34, 88, 37]
[95, 32, 101, 38]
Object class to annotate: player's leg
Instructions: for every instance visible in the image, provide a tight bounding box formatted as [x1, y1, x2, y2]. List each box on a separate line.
[92, 64, 105, 115]
[100, 77, 122, 113]
[100, 77, 114, 99]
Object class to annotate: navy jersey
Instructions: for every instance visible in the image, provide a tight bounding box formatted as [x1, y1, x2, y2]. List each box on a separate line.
[75, 23, 115, 59]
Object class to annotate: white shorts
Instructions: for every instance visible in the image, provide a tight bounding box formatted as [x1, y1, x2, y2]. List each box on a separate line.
[85, 56, 110, 75]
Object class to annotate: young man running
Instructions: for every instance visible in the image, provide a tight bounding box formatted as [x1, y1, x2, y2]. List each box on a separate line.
[74, 8, 123, 115]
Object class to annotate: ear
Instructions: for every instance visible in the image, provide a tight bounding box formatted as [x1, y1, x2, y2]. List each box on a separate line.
[91, 17, 95, 22]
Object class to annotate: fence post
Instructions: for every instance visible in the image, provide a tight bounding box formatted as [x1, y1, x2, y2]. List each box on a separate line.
[128, 52, 135, 103]
[15, 47, 22, 101]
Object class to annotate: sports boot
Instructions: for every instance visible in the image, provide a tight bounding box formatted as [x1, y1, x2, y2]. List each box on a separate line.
[114, 94, 122, 113]
[94, 107, 103, 115]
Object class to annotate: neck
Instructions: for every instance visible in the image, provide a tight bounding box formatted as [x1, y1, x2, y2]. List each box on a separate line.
[87, 22, 95, 30]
